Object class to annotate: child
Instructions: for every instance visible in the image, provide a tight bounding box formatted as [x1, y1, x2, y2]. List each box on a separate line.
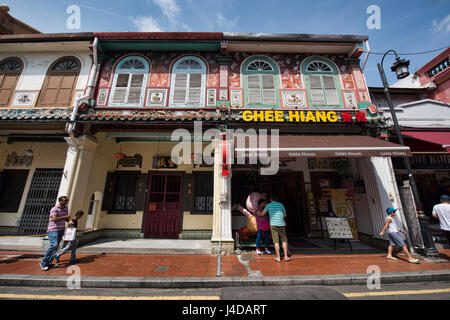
[55, 210, 84, 265]
[379, 208, 420, 264]
[255, 198, 271, 255]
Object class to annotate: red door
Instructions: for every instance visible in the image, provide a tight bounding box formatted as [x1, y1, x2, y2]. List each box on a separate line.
[144, 173, 182, 238]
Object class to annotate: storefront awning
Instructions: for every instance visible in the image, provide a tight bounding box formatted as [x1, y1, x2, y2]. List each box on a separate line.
[233, 134, 412, 158]
[402, 131, 450, 153]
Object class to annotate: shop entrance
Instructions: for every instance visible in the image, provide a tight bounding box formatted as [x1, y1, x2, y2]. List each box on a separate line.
[144, 173, 182, 239]
[232, 171, 308, 238]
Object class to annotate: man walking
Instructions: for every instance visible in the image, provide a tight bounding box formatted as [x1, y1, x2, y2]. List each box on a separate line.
[259, 194, 290, 263]
[40, 196, 70, 271]
[432, 195, 450, 246]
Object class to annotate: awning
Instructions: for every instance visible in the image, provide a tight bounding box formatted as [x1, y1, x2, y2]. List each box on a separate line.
[402, 131, 450, 153]
[233, 134, 412, 158]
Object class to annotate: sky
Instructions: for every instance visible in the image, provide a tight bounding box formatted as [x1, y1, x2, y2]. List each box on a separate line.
[4, 0, 450, 87]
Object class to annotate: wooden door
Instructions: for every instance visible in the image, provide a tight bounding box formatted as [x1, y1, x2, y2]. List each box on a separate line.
[144, 173, 182, 238]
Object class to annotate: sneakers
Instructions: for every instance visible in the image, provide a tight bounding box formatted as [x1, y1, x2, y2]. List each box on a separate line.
[264, 249, 271, 254]
[256, 249, 262, 255]
[54, 255, 60, 263]
[40, 262, 49, 271]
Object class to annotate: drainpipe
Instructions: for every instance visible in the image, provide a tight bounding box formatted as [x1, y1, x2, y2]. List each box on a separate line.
[65, 37, 99, 200]
[361, 40, 370, 72]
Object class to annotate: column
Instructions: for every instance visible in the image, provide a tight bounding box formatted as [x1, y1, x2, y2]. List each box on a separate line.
[58, 134, 98, 220]
[211, 139, 234, 254]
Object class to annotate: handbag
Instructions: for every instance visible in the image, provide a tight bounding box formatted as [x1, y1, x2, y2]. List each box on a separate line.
[63, 227, 77, 241]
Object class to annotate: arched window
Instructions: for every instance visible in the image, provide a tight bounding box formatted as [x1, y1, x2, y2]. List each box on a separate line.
[243, 58, 279, 106]
[109, 56, 149, 106]
[170, 56, 206, 107]
[0, 57, 23, 106]
[304, 58, 341, 106]
[38, 57, 80, 107]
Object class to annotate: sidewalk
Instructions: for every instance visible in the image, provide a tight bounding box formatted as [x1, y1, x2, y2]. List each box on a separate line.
[0, 248, 449, 288]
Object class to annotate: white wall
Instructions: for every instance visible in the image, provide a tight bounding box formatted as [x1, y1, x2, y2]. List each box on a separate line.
[0, 52, 92, 93]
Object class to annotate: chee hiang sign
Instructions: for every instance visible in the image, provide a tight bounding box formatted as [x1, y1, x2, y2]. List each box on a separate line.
[242, 110, 368, 123]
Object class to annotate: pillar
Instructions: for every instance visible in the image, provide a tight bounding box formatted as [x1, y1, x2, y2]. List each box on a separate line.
[211, 139, 234, 254]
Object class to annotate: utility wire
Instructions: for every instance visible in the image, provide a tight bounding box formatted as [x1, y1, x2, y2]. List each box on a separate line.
[364, 45, 449, 56]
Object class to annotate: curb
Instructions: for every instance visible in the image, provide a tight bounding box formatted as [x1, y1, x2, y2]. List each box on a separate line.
[1, 270, 450, 289]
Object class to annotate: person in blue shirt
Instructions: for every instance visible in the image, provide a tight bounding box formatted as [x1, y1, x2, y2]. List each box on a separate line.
[259, 194, 291, 263]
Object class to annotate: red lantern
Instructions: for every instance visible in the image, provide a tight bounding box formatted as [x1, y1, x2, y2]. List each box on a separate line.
[114, 152, 125, 159]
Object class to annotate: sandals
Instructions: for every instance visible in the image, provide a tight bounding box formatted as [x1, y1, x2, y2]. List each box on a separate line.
[408, 258, 420, 264]
[285, 257, 291, 262]
[273, 258, 281, 263]
[387, 256, 398, 260]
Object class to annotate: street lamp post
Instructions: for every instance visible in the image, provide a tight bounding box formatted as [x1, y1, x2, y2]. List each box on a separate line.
[377, 50, 440, 258]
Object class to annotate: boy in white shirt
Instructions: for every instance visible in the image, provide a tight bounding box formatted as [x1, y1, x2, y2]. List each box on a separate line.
[379, 207, 420, 264]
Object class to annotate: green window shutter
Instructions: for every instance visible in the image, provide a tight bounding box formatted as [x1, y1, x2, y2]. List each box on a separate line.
[247, 74, 261, 104]
[323, 75, 340, 105]
[262, 74, 276, 105]
[309, 75, 325, 105]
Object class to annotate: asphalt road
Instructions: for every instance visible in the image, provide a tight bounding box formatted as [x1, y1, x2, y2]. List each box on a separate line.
[0, 281, 449, 300]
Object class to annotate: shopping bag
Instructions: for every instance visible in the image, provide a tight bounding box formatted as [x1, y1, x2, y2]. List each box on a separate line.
[63, 228, 77, 241]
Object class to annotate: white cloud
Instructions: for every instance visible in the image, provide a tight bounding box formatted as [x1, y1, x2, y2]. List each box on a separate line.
[153, 0, 181, 24]
[182, 23, 192, 32]
[431, 14, 450, 35]
[132, 16, 164, 32]
[217, 13, 239, 29]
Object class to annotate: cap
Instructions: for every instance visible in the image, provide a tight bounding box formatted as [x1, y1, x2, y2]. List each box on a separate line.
[441, 195, 450, 202]
[386, 208, 398, 214]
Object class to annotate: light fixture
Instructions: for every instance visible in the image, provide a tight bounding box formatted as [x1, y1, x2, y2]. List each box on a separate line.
[390, 56, 410, 79]
[24, 149, 33, 157]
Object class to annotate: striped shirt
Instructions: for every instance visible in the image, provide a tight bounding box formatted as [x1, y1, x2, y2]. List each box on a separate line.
[264, 201, 286, 227]
[47, 205, 68, 232]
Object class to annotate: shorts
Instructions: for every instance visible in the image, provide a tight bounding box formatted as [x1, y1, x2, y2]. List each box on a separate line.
[270, 226, 287, 244]
[388, 232, 405, 247]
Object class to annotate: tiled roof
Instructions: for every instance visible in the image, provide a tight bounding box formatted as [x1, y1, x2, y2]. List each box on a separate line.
[0, 108, 72, 121]
[0, 107, 384, 123]
[78, 109, 239, 121]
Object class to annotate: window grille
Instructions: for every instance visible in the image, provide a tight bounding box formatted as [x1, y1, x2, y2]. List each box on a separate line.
[194, 173, 213, 213]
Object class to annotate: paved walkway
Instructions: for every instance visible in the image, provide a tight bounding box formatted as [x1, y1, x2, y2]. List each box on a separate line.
[1, 249, 449, 278]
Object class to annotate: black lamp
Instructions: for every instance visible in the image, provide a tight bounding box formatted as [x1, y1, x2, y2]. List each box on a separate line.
[391, 56, 410, 79]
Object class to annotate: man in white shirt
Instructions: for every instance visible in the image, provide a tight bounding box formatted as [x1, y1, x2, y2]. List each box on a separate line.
[432, 195, 450, 245]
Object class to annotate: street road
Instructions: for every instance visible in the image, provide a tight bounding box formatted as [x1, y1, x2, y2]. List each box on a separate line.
[0, 281, 449, 300]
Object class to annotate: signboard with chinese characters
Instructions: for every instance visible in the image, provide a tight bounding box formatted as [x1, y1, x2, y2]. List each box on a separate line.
[325, 217, 354, 239]
[152, 156, 177, 169]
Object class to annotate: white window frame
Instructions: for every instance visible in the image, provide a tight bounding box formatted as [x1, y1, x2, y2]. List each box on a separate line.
[169, 56, 206, 107]
[109, 56, 149, 107]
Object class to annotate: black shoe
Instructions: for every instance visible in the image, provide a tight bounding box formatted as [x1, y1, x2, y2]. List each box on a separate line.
[47, 263, 56, 269]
